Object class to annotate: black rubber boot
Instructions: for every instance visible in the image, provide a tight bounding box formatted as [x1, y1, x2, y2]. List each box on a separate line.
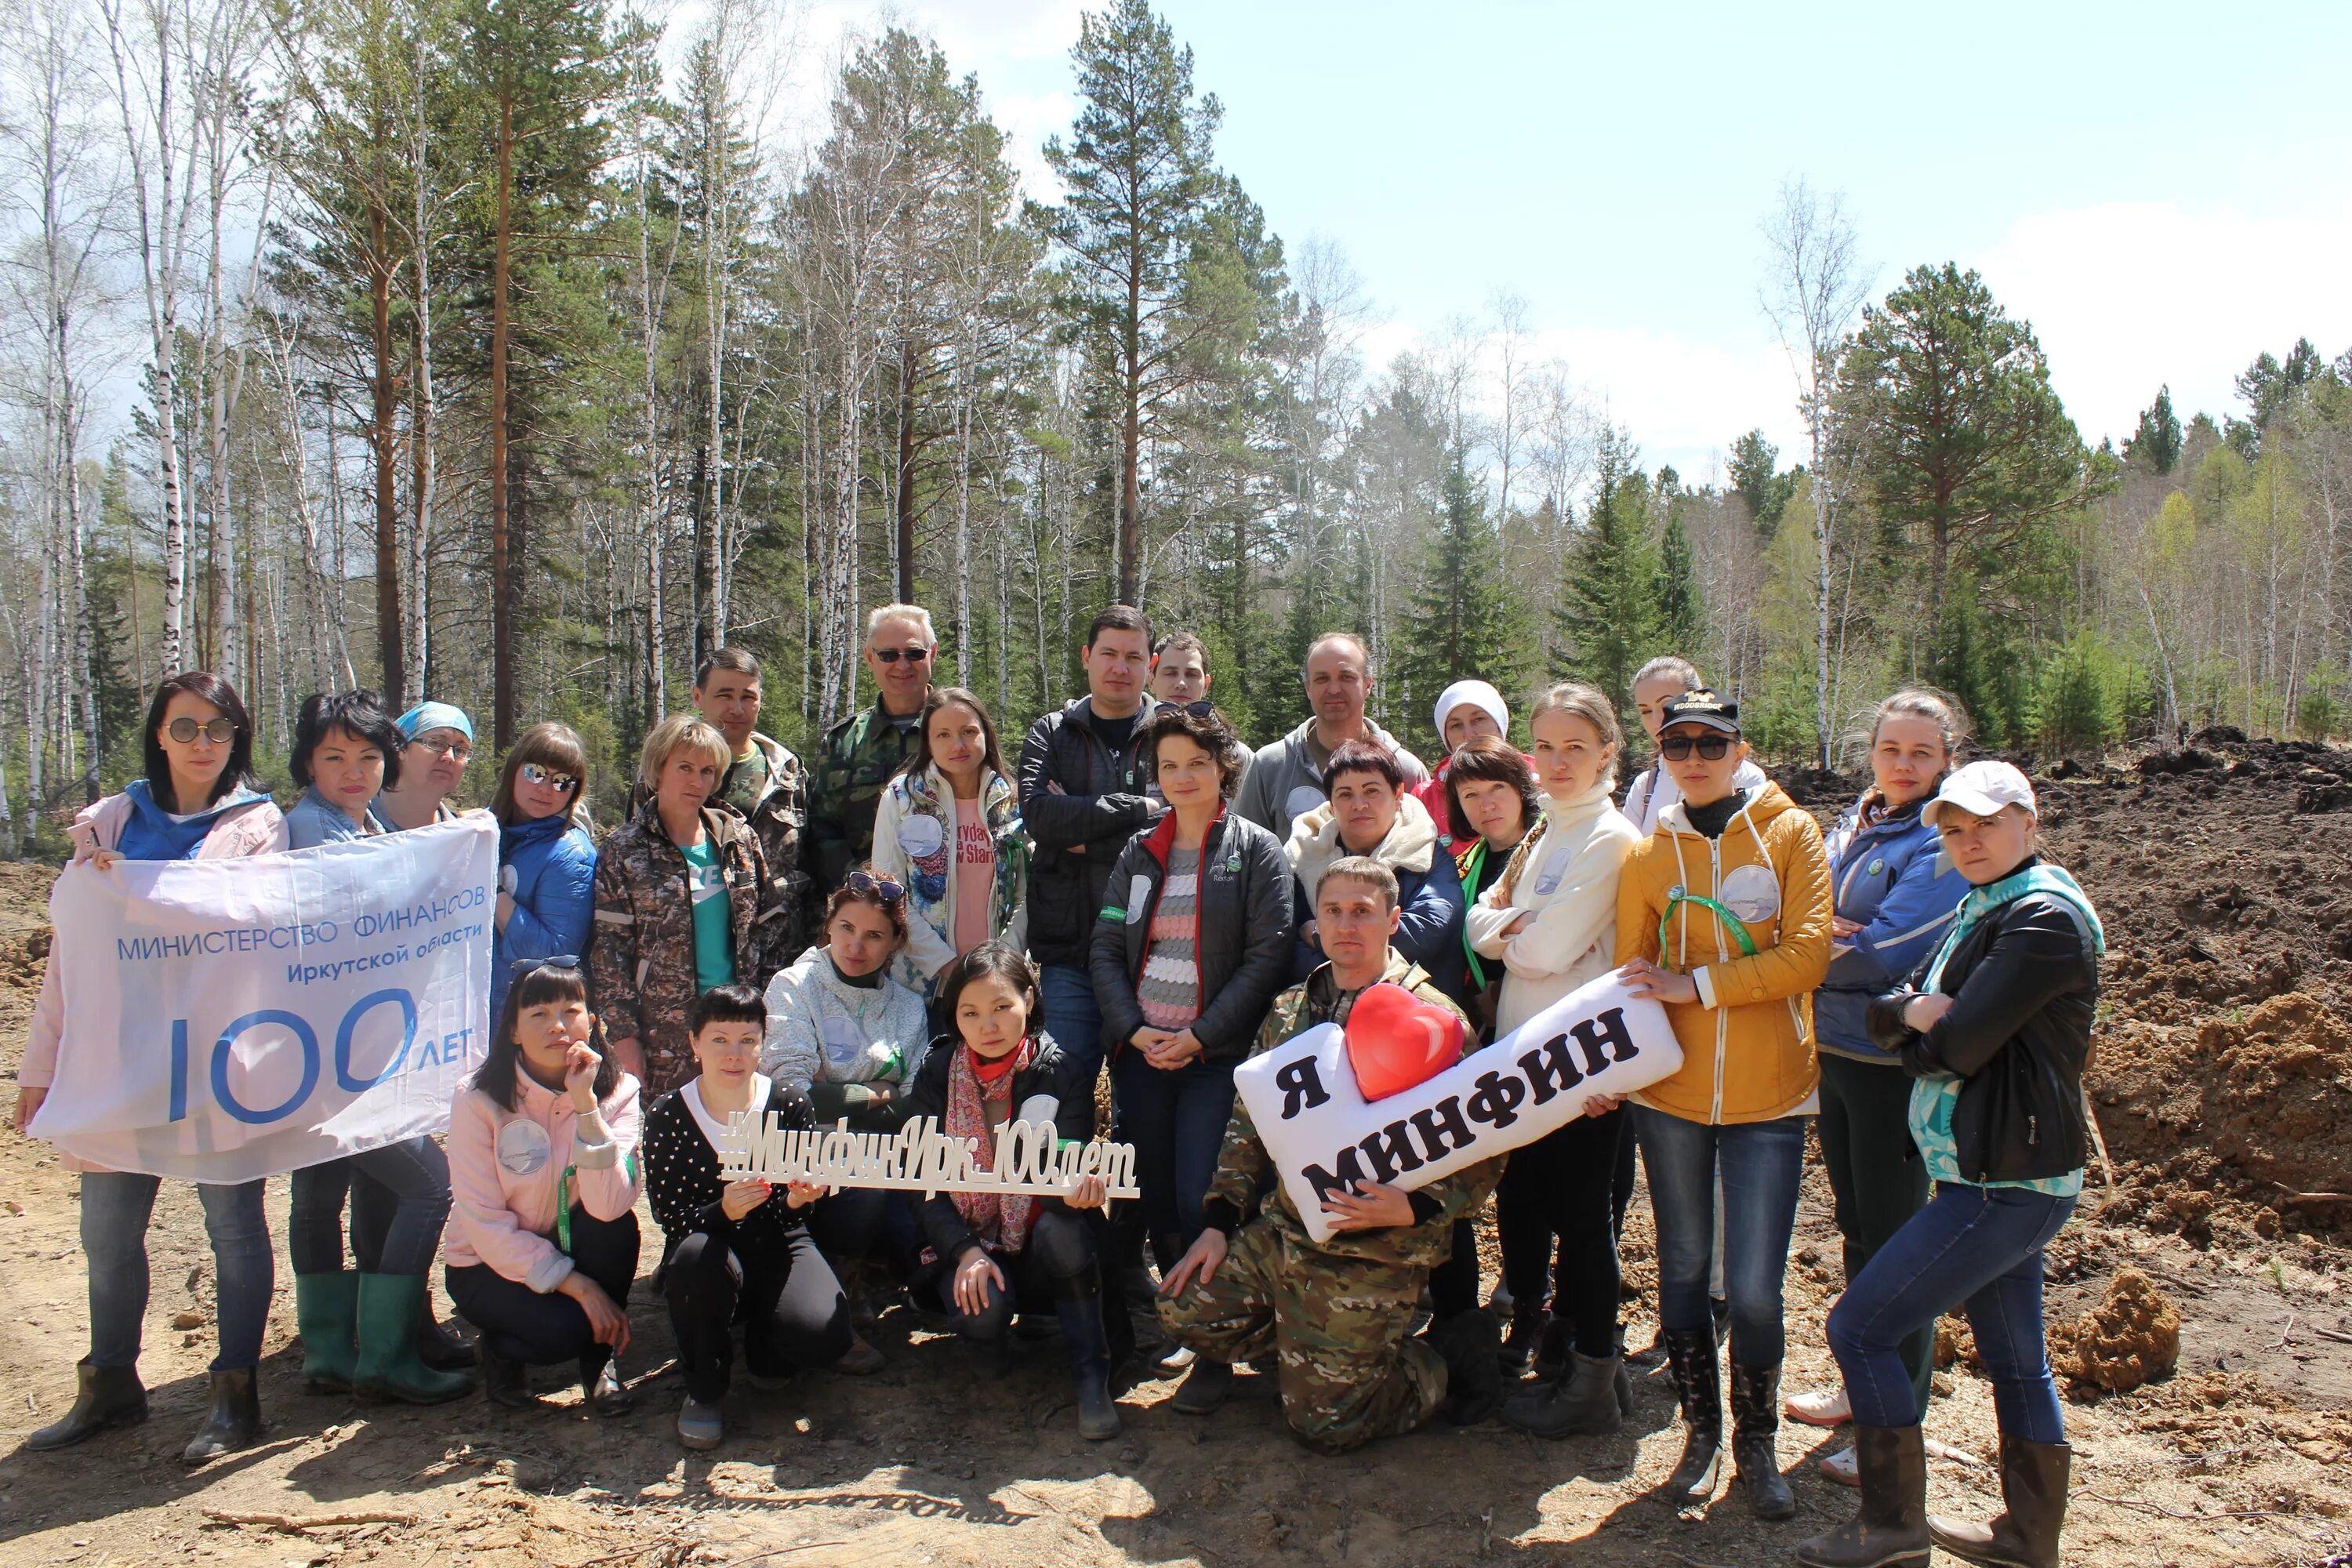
[181, 1368, 263, 1465]
[1794, 1424, 1932, 1567]
[1053, 1272, 1122, 1441]
[1432, 1307, 1502, 1425]
[1171, 1356, 1234, 1414]
[1661, 1327, 1725, 1507]
[1729, 1360, 1796, 1519]
[27, 1360, 148, 1451]
[1929, 1436, 2070, 1568]
[1503, 1348, 1624, 1438]
[413, 1298, 475, 1373]
[478, 1341, 535, 1409]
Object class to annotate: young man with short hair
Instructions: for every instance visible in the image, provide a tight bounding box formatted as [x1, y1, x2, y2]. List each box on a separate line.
[1016, 604, 1163, 1092]
[1233, 632, 1428, 843]
[691, 648, 809, 969]
[1149, 633, 1211, 706]
[1156, 856, 1503, 1450]
[808, 604, 937, 893]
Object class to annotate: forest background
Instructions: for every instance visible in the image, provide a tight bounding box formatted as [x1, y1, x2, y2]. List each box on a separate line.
[2, 0, 2348, 846]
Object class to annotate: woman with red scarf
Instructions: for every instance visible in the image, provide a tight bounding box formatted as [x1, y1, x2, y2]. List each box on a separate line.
[898, 943, 1128, 1439]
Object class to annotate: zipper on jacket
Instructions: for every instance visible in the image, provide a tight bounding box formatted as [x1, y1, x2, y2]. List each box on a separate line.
[1708, 833, 1729, 1123]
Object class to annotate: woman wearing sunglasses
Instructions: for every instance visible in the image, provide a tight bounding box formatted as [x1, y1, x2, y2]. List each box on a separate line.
[18, 673, 287, 1464]
[1613, 690, 1832, 1520]
[489, 724, 600, 1025]
[760, 869, 928, 1370]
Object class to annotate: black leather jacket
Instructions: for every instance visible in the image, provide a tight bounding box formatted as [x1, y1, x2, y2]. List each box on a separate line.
[895, 1033, 1091, 1265]
[1867, 865, 2099, 1185]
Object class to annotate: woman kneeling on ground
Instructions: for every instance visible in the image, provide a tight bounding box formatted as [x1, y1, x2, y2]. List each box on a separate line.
[644, 984, 851, 1450]
[761, 870, 930, 1368]
[19, 672, 286, 1464]
[445, 960, 643, 1414]
[902, 942, 1128, 1440]
[1795, 762, 2101, 1568]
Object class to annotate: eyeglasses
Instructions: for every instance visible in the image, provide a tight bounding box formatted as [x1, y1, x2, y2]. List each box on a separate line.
[519, 762, 579, 793]
[1657, 734, 1733, 761]
[844, 869, 906, 905]
[511, 954, 582, 974]
[871, 646, 931, 665]
[410, 736, 473, 762]
[165, 717, 239, 745]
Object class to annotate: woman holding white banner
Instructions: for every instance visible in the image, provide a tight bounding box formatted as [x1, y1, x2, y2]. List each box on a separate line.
[899, 942, 1126, 1441]
[445, 960, 644, 1414]
[278, 690, 474, 1406]
[1615, 689, 1833, 1520]
[18, 672, 285, 1464]
[1465, 684, 1643, 1439]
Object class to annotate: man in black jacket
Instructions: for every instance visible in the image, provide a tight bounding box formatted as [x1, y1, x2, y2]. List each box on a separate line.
[1017, 604, 1163, 1099]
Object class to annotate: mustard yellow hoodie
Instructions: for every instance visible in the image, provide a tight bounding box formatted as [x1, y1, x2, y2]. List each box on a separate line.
[1613, 781, 1833, 1124]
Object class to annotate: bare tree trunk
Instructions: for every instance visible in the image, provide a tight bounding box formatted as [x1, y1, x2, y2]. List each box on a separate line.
[488, 87, 515, 744]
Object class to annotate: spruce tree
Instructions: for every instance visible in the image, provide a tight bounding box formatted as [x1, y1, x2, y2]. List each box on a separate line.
[1656, 510, 1702, 655]
[1552, 424, 1659, 712]
[1400, 444, 1524, 754]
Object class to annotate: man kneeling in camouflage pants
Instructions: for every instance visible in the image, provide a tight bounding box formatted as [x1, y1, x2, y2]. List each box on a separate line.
[1156, 856, 1504, 1452]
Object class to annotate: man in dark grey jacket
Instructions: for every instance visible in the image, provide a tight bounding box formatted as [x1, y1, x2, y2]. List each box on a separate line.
[1232, 631, 1428, 842]
[1017, 604, 1163, 1094]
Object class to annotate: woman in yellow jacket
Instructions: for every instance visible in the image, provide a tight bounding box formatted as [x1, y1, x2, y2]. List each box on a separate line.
[1615, 691, 1832, 1521]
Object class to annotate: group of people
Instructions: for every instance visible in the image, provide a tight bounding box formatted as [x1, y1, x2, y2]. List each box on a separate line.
[12, 600, 2103, 1568]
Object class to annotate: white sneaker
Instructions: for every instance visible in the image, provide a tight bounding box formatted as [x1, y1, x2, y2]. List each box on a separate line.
[1817, 1444, 1858, 1486]
[1784, 1385, 1851, 1427]
[677, 1395, 724, 1451]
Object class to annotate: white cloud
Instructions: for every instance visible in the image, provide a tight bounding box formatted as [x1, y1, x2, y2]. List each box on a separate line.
[1970, 201, 2352, 444]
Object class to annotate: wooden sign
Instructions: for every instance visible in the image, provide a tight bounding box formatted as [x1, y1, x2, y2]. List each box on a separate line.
[716, 1111, 1142, 1200]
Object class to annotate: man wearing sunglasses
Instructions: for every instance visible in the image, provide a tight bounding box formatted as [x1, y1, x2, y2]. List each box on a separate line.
[808, 604, 938, 898]
[691, 648, 811, 969]
[374, 700, 477, 832]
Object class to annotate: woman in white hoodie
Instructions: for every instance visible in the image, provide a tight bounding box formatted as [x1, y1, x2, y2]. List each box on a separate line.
[1467, 684, 1642, 1439]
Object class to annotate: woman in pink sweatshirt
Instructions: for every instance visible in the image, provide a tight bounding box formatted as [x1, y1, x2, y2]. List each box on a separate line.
[444, 959, 644, 1414]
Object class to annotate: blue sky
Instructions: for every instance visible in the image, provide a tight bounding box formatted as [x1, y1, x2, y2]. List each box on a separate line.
[799, 0, 2352, 478]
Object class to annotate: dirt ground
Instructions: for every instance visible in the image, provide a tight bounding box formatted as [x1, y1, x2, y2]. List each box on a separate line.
[1, 736, 2349, 1568]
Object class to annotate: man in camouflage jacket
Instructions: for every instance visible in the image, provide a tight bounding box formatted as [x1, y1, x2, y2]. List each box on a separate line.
[805, 606, 935, 895]
[589, 797, 786, 1102]
[1157, 858, 1505, 1452]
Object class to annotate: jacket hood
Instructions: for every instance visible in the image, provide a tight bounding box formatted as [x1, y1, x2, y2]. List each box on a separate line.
[1287, 789, 1439, 892]
[499, 808, 577, 856]
[1656, 779, 1802, 841]
[906, 760, 1014, 815]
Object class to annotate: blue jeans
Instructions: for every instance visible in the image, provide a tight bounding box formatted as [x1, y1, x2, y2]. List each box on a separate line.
[81, 1171, 273, 1371]
[1038, 964, 1106, 1117]
[289, 1135, 452, 1277]
[1112, 1048, 1237, 1249]
[1632, 1105, 1805, 1367]
[1828, 1183, 2075, 1441]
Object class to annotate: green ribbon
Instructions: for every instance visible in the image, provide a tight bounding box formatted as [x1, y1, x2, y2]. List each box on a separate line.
[1658, 892, 1759, 962]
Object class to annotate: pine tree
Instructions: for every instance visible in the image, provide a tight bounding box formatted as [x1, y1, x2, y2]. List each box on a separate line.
[2124, 386, 2183, 474]
[1552, 424, 1658, 712]
[1656, 510, 1701, 654]
[1399, 444, 1524, 754]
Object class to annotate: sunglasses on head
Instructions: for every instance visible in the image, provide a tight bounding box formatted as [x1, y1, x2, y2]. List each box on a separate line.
[872, 646, 931, 665]
[511, 953, 582, 974]
[1182, 699, 1218, 718]
[844, 869, 906, 905]
[1658, 733, 1734, 761]
[519, 761, 579, 793]
[165, 716, 239, 745]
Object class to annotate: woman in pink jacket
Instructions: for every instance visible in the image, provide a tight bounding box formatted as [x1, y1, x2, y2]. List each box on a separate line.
[16, 673, 286, 1465]
[444, 959, 644, 1414]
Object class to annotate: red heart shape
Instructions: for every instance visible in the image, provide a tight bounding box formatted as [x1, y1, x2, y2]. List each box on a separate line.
[1343, 983, 1464, 1102]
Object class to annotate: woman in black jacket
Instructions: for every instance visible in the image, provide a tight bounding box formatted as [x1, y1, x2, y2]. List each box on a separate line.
[1796, 762, 2103, 1568]
[1088, 706, 1294, 1276]
[642, 985, 854, 1453]
[902, 943, 1129, 1441]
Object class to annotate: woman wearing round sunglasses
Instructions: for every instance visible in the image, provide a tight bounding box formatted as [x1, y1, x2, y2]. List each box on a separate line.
[18, 672, 286, 1464]
[1613, 690, 1832, 1520]
[489, 724, 601, 1025]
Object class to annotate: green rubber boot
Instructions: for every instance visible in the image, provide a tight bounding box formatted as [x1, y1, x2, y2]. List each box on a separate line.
[354, 1273, 473, 1405]
[296, 1272, 361, 1395]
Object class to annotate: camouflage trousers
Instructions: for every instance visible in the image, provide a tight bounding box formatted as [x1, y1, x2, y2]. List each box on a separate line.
[1156, 1219, 1446, 1451]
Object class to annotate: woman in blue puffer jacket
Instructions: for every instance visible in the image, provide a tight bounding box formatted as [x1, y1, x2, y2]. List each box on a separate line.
[1784, 691, 1967, 1475]
[490, 724, 600, 1023]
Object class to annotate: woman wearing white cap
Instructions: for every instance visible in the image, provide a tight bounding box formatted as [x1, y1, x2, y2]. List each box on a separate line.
[1411, 679, 1513, 829]
[1796, 760, 2102, 1568]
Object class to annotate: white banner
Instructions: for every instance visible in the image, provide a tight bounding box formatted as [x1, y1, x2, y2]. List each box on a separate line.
[31, 815, 498, 1181]
[1233, 970, 1684, 1243]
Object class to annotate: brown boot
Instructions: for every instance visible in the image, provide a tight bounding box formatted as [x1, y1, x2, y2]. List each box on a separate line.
[1929, 1436, 2070, 1568]
[1793, 1424, 1930, 1567]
